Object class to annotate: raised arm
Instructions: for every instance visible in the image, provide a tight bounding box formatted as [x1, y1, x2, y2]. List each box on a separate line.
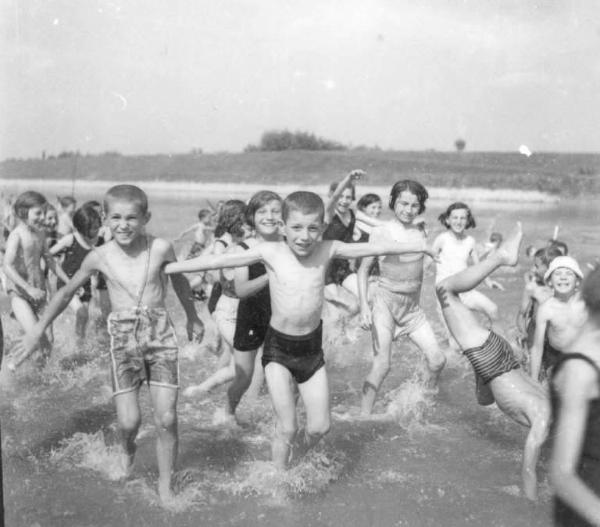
[10, 253, 99, 368]
[164, 245, 263, 274]
[324, 169, 364, 224]
[551, 361, 600, 526]
[173, 223, 198, 242]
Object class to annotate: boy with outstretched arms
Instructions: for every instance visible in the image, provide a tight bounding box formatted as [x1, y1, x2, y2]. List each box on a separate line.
[435, 223, 550, 500]
[12, 185, 204, 503]
[164, 190, 435, 469]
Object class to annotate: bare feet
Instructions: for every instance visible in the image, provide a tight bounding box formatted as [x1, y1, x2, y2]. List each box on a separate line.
[496, 222, 523, 266]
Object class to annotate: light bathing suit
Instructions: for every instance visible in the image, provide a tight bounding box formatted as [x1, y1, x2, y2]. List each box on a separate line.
[262, 322, 325, 384]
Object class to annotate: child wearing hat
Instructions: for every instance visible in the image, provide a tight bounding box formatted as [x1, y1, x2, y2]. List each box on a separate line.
[530, 256, 588, 382]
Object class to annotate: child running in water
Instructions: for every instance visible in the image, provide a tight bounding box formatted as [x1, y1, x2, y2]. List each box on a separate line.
[433, 202, 502, 328]
[174, 208, 214, 260]
[165, 191, 434, 469]
[3, 191, 69, 359]
[50, 204, 102, 345]
[56, 195, 77, 237]
[12, 185, 204, 503]
[223, 190, 283, 421]
[359, 180, 446, 416]
[550, 266, 600, 527]
[529, 256, 587, 382]
[435, 222, 550, 500]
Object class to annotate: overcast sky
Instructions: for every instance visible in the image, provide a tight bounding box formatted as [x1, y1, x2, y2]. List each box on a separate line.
[1, 0, 599, 159]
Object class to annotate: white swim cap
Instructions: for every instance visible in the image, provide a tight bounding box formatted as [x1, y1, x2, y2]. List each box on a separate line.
[544, 255, 584, 282]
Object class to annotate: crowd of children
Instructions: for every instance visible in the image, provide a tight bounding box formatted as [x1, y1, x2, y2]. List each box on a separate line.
[1, 175, 599, 525]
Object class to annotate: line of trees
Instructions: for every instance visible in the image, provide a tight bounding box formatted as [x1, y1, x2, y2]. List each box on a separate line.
[245, 130, 347, 152]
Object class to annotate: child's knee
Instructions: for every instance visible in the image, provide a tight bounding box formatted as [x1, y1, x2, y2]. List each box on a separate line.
[119, 414, 141, 434]
[373, 355, 391, 377]
[277, 422, 298, 443]
[307, 417, 330, 438]
[153, 409, 177, 431]
[428, 350, 447, 372]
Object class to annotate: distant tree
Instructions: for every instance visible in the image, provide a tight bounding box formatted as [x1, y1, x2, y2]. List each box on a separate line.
[454, 138, 466, 152]
[245, 129, 347, 152]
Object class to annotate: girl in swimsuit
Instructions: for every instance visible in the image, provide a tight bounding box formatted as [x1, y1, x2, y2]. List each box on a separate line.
[51, 204, 102, 345]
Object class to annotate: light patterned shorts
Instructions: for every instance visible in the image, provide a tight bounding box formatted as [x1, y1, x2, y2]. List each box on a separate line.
[371, 285, 427, 339]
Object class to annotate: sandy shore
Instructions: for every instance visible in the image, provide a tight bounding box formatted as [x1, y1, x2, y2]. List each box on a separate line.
[1, 177, 560, 205]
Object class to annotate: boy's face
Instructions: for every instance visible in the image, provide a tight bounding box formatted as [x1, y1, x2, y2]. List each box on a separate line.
[393, 190, 421, 225]
[549, 267, 578, 295]
[105, 199, 150, 247]
[254, 199, 282, 236]
[283, 209, 323, 258]
[26, 205, 46, 230]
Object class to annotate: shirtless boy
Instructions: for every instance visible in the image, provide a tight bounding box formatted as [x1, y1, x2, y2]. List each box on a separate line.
[529, 255, 587, 382]
[165, 191, 434, 469]
[435, 223, 550, 500]
[12, 185, 204, 503]
[3, 191, 69, 358]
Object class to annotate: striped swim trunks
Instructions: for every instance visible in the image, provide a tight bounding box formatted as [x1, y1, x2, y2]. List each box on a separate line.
[463, 331, 519, 384]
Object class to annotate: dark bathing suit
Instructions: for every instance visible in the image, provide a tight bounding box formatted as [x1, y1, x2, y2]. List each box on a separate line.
[323, 210, 355, 285]
[262, 322, 325, 384]
[552, 353, 600, 527]
[56, 236, 92, 302]
[233, 241, 271, 351]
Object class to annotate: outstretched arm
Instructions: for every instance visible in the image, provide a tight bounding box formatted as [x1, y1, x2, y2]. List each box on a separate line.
[10, 253, 98, 368]
[551, 361, 600, 525]
[164, 245, 263, 274]
[333, 239, 434, 260]
[355, 210, 384, 228]
[233, 244, 269, 299]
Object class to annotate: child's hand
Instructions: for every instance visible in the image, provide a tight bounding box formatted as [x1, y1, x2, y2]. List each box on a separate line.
[359, 305, 372, 330]
[27, 286, 46, 302]
[347, 169, 365, 182]
[186, 317, 205, 343]
[424, 245, 440, 262]
[488, 279, 505, 291]
[10, 333, 40, 369]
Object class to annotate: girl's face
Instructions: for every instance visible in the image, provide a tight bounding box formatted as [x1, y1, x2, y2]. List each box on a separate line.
[533, 257, 547, 281]
[549, 267, 578, 296]
[447, 208, 469, 234]
[85, 222, 101, 242]
[336, 188, 354, 214]
[44, 210, 58, 230]
[254, 200, 282, 237]
[393, 190, 421, 225]
[363, 200, 382, 219]
[26, 205, 46, 230]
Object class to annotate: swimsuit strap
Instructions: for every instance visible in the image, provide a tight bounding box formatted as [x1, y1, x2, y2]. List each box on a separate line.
[239, 241, 249, 250]
[557, 353, 600, 383]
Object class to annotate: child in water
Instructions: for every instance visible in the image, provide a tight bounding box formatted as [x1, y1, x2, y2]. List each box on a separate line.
[56, 195, 77, 237]
[3, 191, 69, 360]
[165, 190, 434, 469]
[359, 180, 446, 416]
[13, 185, 203, 503]
[550, 265, 600, 526]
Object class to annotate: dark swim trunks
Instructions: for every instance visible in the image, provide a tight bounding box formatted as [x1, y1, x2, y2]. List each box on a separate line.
[463, 331, 520, 385]
[261, 322, 325, 384]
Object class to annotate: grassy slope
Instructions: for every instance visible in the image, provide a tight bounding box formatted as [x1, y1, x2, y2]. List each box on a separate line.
[1, 150, 599, 195]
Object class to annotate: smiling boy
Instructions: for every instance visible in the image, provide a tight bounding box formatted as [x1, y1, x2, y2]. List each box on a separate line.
[12, 184, 204, 503]
[164, 190, 434, 469]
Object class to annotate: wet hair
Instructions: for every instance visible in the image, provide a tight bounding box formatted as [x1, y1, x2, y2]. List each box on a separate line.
[548, 239, 568, 256]
[245, 190, 282, 229]
[329, 181, 356, 201]
[282, 191, 325, 223]
[214, 200, 247, 238]
[57, 195, 76, 209]
[14, 191, 48, 221]
[388, 180, 428, 214]
[357, 193, 382, 211]
[72, 205, 102, 239]
[534, 245, 563, 268]
[489, 232, 503, 244]
[438, 202, 476, 229]
[104, 185, 148, 215]
[582, 267, 600, 316]
[197, 208, 212, 222]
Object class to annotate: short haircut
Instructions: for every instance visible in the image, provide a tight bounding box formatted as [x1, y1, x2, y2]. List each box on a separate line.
[57, 195, 76, 209]
[14, 191, 48, 221]
[357, 193, 382, 211]
[82, 200, 102, 210]
[72, 205, 102, 238]
[582, 267, 600, 316]
[534, 245, 562, 267]
[245, 190, 282, 228]
[282, 191, 325, 223]
[329, 181, 356, 201]
[489, 232, 503, 244]
[197, 208, 213, 222]
[438, 202, 476, 229]
[104, 185, 148, 215]
[214, 199, 247, 238]
[388, 180, 428, 214]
